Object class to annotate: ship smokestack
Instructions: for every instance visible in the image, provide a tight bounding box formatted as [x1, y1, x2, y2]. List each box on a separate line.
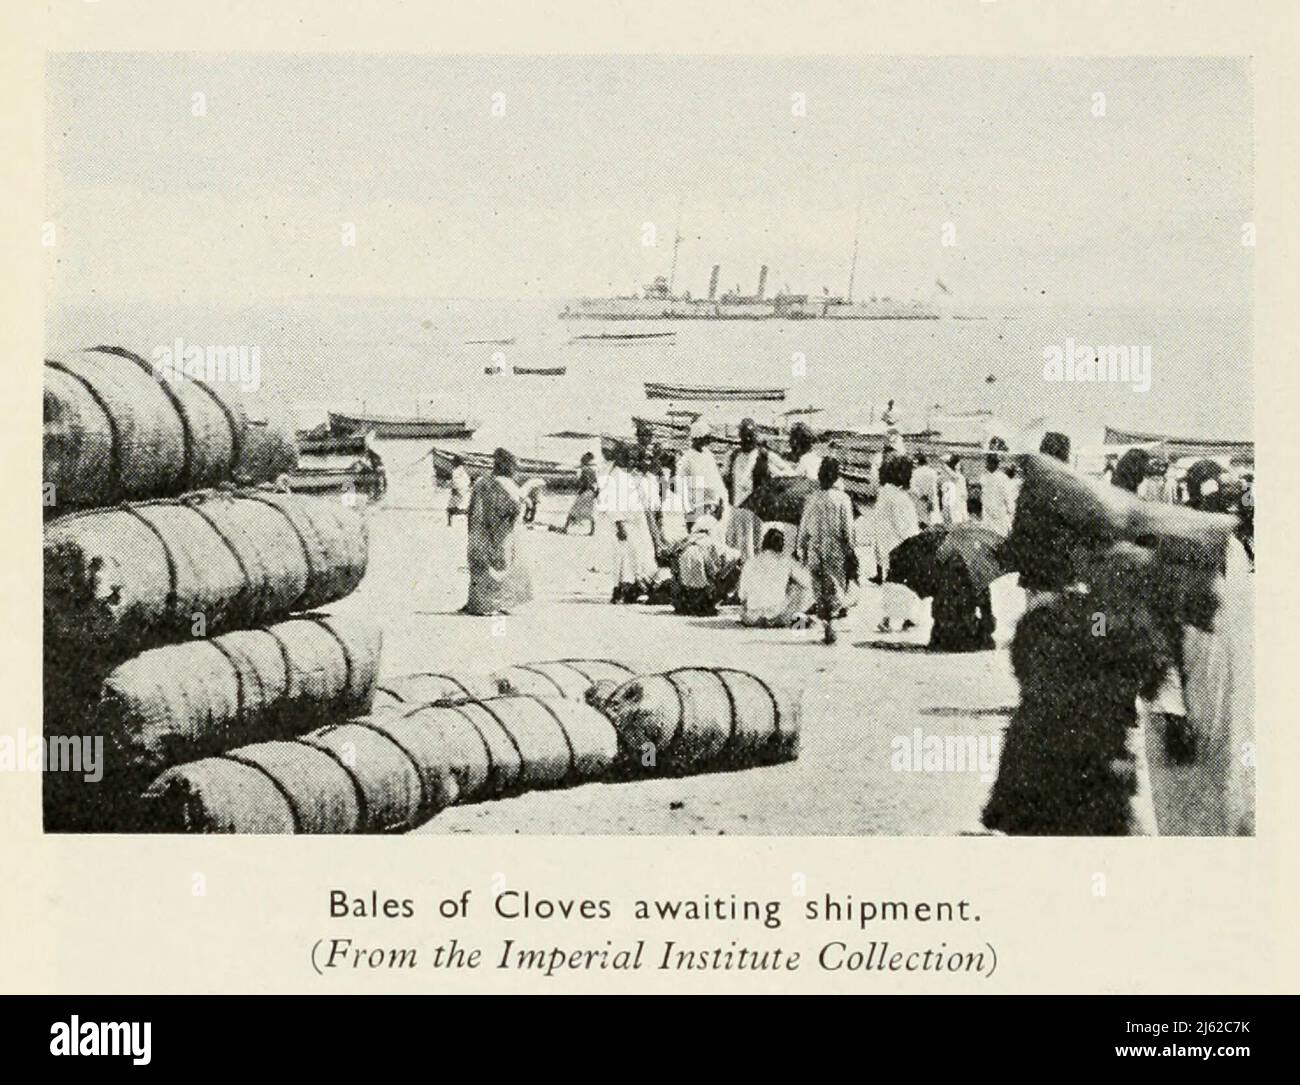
[708, 265, 720, 300]
[756, 265, 768, 300]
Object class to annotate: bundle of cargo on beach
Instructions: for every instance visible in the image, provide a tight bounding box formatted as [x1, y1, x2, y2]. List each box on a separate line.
[138, 664, 800, 833]
[644, 381, 787, 402]
[92, 614, 381, 779]
[44, 490, 369, 666]
[44, 345, 297, 511]
[328, 409, 478, 439]
[429, 445, 585, 492]
[374, 657, 638, 712]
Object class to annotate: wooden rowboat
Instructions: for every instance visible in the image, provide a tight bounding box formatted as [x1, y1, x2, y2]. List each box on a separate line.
[284, 463, 386, 499]
[1102, 426, 1254, 466]
[512, 365, 567, 376]
[644, 381, 786, 402]
[429, 446, 583, 492]
[328, 410, 479, 440]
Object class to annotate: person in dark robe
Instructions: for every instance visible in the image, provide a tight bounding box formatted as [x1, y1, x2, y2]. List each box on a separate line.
[463, 447, 534, 615]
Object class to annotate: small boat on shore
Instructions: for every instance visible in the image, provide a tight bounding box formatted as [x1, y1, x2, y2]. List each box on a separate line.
[285, 463, 387, 499]
[296, 425, 368, 456]
[1102, 426, 1254, 466]
[645, 381, 787, 402]
[328, 410, 479, 439]
[429, 446, 583, 492]
[465, 337, 516, 346]
[512, 365, 567, 376]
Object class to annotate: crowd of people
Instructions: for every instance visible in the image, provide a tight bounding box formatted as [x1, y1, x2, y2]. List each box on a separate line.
[451, 420, 1255, 654]
[440, 418, 1253, 837]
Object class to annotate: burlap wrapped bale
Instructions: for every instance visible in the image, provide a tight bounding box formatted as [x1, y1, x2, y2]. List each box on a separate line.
[141, 695, 619, 833]
[95, 615, 381, 776]
[491, 658, 637, 700]
[237, 415, 298, 484]
[44, 491, 368, 665]
[595, 666, 801, 774]
[373, 672, 503, 712]
[44, 346, 251, 509]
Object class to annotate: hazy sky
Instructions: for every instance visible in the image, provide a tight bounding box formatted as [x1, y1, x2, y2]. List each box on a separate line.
[47, 54, 1252, 308]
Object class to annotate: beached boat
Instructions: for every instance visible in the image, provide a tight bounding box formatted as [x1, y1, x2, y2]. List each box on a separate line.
[296, 425, 368, 456]
[328, 410, 479, 439]
[631, 414, 781, 448]
[465, 337, 516, 346]
[512, 365, 567, 376]
[285, 463, 386, 499]
[429, 446, 584, 492]
[644, 381, 787, 402]
[1102, 426, 1254, 466]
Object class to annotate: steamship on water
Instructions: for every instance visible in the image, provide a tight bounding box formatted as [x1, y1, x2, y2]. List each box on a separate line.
[561, 263, 940, 321]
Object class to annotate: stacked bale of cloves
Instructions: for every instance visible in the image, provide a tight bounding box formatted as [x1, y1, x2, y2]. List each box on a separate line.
[43, 345, 376, 830]
[139, 659, 803, 834]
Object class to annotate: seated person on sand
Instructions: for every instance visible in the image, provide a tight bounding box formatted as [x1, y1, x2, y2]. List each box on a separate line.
[739, 527, 815, 628]
[671, 504, 741, 617]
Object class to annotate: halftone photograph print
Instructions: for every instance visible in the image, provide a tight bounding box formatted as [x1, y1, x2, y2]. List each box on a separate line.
[41, 53, 1253, 838]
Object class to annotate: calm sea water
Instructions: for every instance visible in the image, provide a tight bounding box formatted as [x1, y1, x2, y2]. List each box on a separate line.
[48, 296, 1252, 467]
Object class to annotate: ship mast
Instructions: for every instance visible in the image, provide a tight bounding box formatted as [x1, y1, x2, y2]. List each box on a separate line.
[667, 197, 685, 293]
[845, 194, 864, 303]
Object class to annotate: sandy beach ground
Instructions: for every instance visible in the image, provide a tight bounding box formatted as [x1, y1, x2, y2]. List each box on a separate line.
[329, 479, 1029, 836]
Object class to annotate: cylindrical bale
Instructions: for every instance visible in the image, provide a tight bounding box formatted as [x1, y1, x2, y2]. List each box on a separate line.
[43, 364, 115, 507]
[358, 712, 465, 814]
[374, 672, 502, 709]
[394, 704, 496, 803]
[712, 668, 801, 764]
[481, 696, 577, 788]
[299, 724, 423, 832]
[43, 346, 253, 509]
[450, 701, 525, 795]
[95, 615, 381, 775]
[246, 493, 369, 610]
[597, 667, 801, 773]
[271, 616, 381, 714]
[539, 697, 620, 781]
[140, 757, 298, 833]
[237, 416, 298, 483]
[492, 659, 636, 700]
[141, 740, 362, 833]
[44, 492, 368, 662]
